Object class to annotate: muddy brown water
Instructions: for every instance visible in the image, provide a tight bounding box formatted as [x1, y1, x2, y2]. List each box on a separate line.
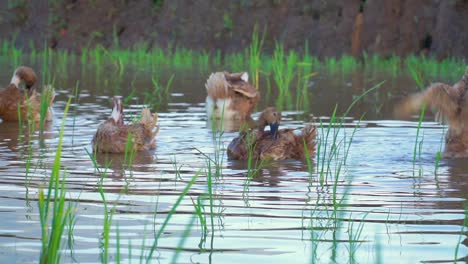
[0, 64, 466, 263]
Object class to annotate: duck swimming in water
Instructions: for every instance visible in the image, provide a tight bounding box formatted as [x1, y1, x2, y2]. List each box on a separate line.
[205, 71, 260, 121]
[227, 107, 317, 161]
[0, 66, 54, 122]
[396, 67, 468, 158]
[92, 97, 159, 153]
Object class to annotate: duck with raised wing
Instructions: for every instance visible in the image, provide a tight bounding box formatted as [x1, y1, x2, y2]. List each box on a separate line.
[396, 67, 468, 158]
[92, 97, 159, 153]
[0, 66, 54, 122]
[227, 107, 316, 161]
[205, 71, 260, 121]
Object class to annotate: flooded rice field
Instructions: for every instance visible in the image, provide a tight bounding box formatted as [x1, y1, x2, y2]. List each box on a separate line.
[0, 62, 466, 263]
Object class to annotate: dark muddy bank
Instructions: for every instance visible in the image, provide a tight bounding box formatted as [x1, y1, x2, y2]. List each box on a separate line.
[0, 0, 467, 58]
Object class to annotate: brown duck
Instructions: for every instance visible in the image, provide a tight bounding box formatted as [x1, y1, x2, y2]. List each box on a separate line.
[205, 71, 260, 121]
[396, 67, 468, 158]
[0, 66, 54, 122]
[227, 107, 317, 161]
[92, 97, 159, 153]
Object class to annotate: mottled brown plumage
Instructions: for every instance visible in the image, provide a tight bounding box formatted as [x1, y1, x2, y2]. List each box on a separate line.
[227, 107, 316, 161]
[205, 71, 260, 120]
[0, 66, 54, 122]
[92, 97, 159, 153]
[395, 67, 468, 158]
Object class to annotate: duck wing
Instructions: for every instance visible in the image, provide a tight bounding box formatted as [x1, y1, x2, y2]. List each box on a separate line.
[396, 69, 468, 127]
[294, 125, 317, 159]
[257, 129, 296, 160]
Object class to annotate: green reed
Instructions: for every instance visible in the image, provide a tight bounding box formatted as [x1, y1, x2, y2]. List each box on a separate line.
[38, 99, 72, 264]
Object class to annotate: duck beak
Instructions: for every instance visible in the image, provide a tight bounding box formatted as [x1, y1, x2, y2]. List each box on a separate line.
[269, 122, 279, 139]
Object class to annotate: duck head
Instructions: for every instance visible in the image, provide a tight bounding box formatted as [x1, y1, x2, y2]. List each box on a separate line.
[258, 107, 281, 139]
[11, 66, 37, 90]
[111, 96, 124, 125]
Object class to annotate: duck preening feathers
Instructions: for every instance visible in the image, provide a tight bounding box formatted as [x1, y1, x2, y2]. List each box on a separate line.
[0, 66, 54, 122]
[395, 67, 468, 158]
[227, 107, 317, 161]
[205, 71, 260, 121]
[92, 97, 159, 153]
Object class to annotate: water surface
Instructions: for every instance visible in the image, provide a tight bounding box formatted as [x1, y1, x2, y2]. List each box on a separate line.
[0, 63, 466, 263]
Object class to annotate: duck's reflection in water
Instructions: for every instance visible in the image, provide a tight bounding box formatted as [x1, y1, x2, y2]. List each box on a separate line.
[228, 159, 312, 187]
[445, 159, 468, 200]
[94, 150, 156, 179]
[0, 121, 54, 153]
[206, 117, 255, 132]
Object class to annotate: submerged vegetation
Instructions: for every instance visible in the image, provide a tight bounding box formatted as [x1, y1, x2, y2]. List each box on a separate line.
[0, 32, 467, 263]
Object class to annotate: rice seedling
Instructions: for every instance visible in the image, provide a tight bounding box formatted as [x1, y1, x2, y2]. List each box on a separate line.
[434, 125, 446, 175]
[248, 26, 265, 89]
[316, 81, 384, 187]
[454, 204, 467, 262]
[295, 47, 316, 111]
[271, 43, 297, 109]
[346, 213, 368, 264]
[65, 201, 78, 262]
[123, 132, 137, 174]
[196, 107, 226, 179]
[171, 155, 184, 181]
[144, 74, 175, 111]
[191, 195, 208, 250]
[374, 233, 383, 264]
[146, 170, 201, 261]
[203, 160, 216, 260]
[38, 100, 73, 264]
[239, 127, 270, 205]
[339, 55, 359, 74]
[407, 59, 426, 90]
[170, 212, 198, 264]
